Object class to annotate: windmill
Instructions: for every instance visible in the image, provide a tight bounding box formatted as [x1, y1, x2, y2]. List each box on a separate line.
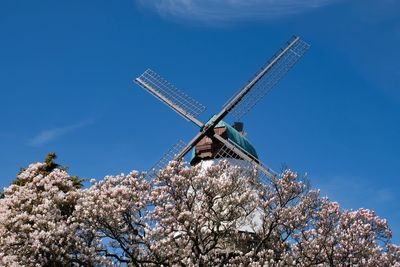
[135, 35, 310, 181]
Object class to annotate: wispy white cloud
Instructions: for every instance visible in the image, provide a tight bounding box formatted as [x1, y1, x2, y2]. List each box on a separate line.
[28, 120, 93, 147]
[138, 0, 337, 23]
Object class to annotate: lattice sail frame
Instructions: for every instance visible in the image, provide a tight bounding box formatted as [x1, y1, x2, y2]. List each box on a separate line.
[145, 140, 187, 181]
[136, 69, 205, 124]
[215, 139, 278, 185]
[226, 36, 310, 121]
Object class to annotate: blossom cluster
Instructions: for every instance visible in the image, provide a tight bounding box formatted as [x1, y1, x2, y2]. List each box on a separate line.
[0, 163, 85, 266]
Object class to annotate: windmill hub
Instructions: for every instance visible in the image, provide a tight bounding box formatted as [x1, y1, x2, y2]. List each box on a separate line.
[190, 121, 258, 166]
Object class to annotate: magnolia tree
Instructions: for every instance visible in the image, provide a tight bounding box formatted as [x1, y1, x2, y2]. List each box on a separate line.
[0, 159, 399, 266]
[0, 162, 93, 266]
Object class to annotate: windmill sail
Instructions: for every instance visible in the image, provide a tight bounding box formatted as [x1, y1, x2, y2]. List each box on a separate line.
[135, 69, 205, 127]
[224, 36, 310, 121]
[145, 140, 187, 180]
[213, 134, 277, 184]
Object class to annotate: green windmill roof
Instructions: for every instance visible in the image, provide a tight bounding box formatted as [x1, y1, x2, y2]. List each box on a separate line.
[190, 120, 258, 161]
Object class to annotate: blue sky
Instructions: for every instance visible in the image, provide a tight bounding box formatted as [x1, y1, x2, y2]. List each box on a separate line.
[1, 0, 399, 241]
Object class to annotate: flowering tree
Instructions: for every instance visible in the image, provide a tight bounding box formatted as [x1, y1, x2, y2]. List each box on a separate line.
[73, 172, 151, 266]
[147, 161, 260, 265]
[1, 157, 399, 266]
[0, 161, 89, 266]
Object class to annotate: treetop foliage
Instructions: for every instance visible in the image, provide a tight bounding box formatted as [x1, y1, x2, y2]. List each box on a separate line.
[11, 152, 84, 189]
